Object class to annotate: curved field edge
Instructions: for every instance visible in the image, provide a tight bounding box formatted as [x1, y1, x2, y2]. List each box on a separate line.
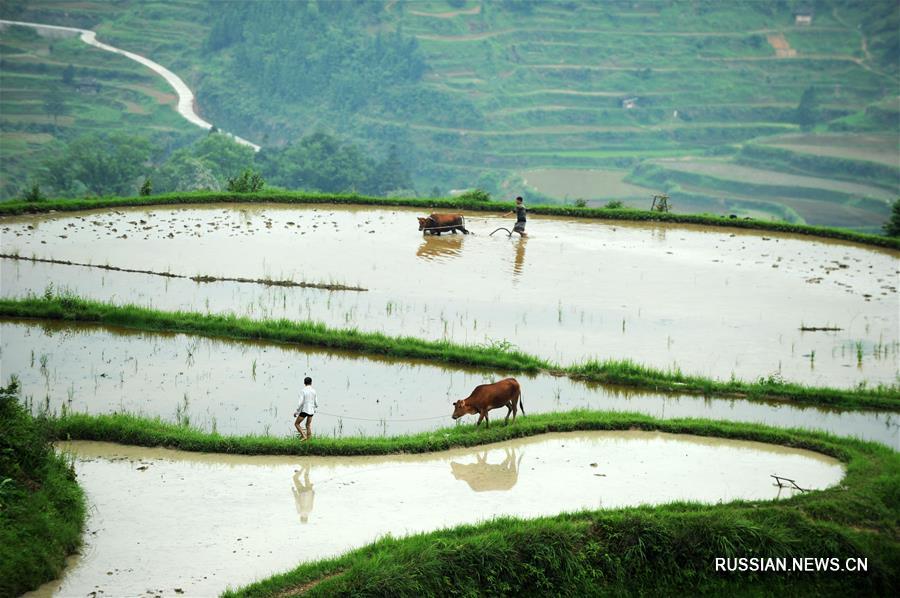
[221, 419, 900, 597]
[1, 296, 898, 411]
[0, 192, 896, 250]
[0, 381, 86, 597]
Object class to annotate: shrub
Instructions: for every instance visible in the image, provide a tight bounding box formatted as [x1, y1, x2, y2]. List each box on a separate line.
[227, 169, 265, 193]
[139, 177, 152, 196]
[457, 188, 491, 202]
[575, 198, 587, 208]
[22, 183, 45, 202]
[884, 199, 900, 237]
[0, 380, 85, 596]
[605, 200, 624, 209]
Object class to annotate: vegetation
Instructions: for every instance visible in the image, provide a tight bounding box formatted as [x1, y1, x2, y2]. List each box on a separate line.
[22, 183, 45, 202]
[0, 381, 86, 597]
[0, 253, 367, 292]
[226, 168, 265, 193]
[40, 133, 154, 197]
[1, 295, 897, 411]
[884, 199, 900, 237]
[456, 188, 492, 202]
[1, 192, 897, 249]
[2, 1, 898, 228]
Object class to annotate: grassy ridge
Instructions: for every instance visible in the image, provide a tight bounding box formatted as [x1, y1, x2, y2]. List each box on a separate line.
[0, 381, 85, 597]
[213, 417, 899, 597]
[1, 295, 898, 411]
[1, 192, 897, 249]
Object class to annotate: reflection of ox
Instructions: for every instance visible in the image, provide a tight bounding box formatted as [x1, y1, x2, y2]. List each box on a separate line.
[416, 235, 464, 262]
[451, 448, 524, 492]
[452, 378, 523, 427]
[417, 213, 469, 235]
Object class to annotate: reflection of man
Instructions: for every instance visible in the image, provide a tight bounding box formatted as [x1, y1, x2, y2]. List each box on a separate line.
[513, 236, 528, 277]
[292, 465, 315, 524]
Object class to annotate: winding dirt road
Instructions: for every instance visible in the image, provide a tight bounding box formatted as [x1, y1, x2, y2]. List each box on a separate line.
[0, 19, 261, 151]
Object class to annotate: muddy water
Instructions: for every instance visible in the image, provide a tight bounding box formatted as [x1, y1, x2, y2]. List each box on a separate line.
[2, 204, 898, 387]
[2, 321, 897, 447]
[27, 433, 843, 597]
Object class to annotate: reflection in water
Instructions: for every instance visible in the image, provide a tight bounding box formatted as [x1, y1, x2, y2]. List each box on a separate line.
[415, 235, 465, 262]
[512, 236, 528, 278]
[450, 448, 524, 492]
[292, 465, 315, 524]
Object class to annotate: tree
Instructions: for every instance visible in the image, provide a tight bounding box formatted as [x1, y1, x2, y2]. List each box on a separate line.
[22, 183, 45, 202]
[61, 64, 75, 85]
[40, 134, 153, 196]
[257, 132, 371, 193]
[139, 177, 152, 196]
[192, 133, 255, 181]
[796, 86, 818, 130]
[884, 199, 900, 237]
[154, 155, 221, 193]
[371, 144, 412, 195]
[43, 86, 67, 126]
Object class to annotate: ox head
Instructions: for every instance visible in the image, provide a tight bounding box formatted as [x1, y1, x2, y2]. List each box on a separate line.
[417, 217, 429, 231]
[452, 399, 475, 420]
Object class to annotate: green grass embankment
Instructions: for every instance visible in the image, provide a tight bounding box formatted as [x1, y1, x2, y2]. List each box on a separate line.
[216, 418, 899, 596]
[0, 381, 85, 597]
[1, 191, 897, 249]
[1, 296, 897, 412]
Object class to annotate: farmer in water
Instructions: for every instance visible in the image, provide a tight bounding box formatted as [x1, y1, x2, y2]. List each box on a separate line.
[503, 196, 527, 236]
[294, 376, 318, 441]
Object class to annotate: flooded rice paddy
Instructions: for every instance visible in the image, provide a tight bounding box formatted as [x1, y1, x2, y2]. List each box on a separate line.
[2, 321, 897, 447]
[27, 433, 843, 597]
[2, 204, 898, 388]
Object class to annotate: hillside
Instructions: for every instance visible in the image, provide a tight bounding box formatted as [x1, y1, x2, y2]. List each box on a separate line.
[1, 0, 898, 230]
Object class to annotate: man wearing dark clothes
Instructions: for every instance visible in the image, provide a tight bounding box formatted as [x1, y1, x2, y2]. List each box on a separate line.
[504, 196, 527, 236]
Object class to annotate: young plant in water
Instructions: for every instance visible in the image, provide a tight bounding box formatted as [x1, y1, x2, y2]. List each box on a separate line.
[252, 358, 257, 380]
[175, 393, 191, 427]
[856, 341, 864, 366]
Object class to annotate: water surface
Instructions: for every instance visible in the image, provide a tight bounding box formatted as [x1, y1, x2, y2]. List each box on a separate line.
[2, 203, 898, 387]
[2, 321, 896, 447]
[27, 433, 843, 597]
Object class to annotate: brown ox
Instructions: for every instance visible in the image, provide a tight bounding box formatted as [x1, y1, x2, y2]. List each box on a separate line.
[451, 378, 524, 427]
[417, 213, 469, 235]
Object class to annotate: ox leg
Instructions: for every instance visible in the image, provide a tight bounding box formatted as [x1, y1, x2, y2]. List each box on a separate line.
[476, 412, 485, 427]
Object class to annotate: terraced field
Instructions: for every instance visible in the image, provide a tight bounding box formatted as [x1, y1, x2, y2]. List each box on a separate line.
[0, 21, 197, 198]
[2, 1, 898, 230]
[2, 199, 898, 596]
[394, 1, 898, 220]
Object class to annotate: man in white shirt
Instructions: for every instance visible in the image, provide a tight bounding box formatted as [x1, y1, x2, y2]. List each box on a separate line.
[294, 376, 318, 441]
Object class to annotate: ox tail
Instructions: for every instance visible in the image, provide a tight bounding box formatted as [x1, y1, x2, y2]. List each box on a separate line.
[518, 389, 525, 415]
